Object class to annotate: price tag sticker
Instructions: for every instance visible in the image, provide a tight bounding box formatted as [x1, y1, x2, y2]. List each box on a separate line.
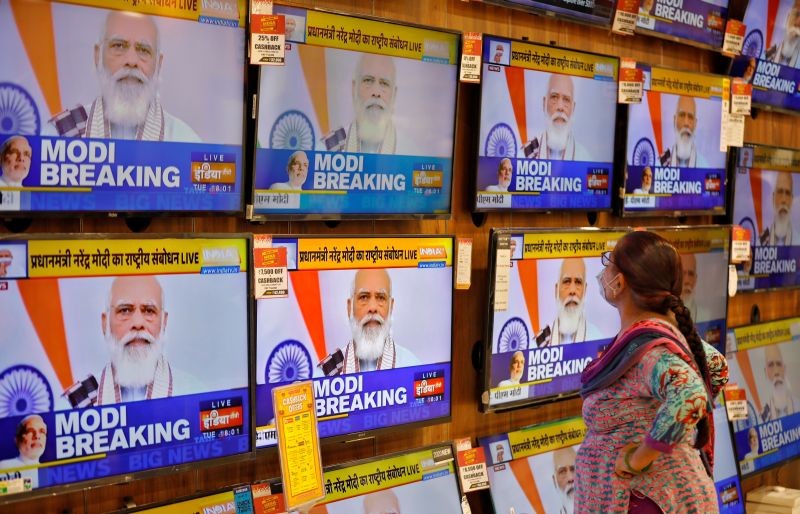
[251, 14, 285, 65]
[460, 32, 482, 83]
[612, 0, 639, 35]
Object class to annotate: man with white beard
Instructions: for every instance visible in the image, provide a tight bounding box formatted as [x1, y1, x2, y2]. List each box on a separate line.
[343, 54, 398, 154]
[760, 345, 800, 422]
[551, 446, 576, 514]
[663, 96, 707, 168]
[96, 275, 196, 404]
[49, 11, 200, 142]
[548, 258, 601, 345]
[526, 74, 589, 161]
[761, 171, 798, 245]
[679, 253, 704, 322]
[340, 269, 418, 373]
[768, 4, 800, 68]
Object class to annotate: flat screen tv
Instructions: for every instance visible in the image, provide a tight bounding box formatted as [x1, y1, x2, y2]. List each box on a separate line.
[650, 226, 731, 351]
[251, 6, 459, 219]
[730, 0, 800, 113]
[635, 0, 729, 49]
[0, 0, 246, 215]
[483, 0, 615, 27]
[618, 64, 728, 217]
[480, 416, 586, 514]
[0, 235, 251, 500]
[732, 143, 800, 291]
[481, 228, 624, 411]
[110, 487, 238, 513]
[712, 405, 745, 514]
[474, 35, 618, 211]
[725, 317, 800, 478]
[254, 236, 453, 448]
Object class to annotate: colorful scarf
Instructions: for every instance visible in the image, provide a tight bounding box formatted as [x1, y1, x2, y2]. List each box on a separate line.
[342, 337, 397, 373]
[50, 97, 166, 141]
[96, 355, 173, 405]
[580, 319, 715, 471]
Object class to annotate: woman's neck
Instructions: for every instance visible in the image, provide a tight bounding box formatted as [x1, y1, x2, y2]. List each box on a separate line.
[618, 304, 673, 333]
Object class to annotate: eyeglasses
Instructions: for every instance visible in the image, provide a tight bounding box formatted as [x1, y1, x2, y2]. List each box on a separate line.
[105, 38, 156, 62]
[600, 251, 614, 267]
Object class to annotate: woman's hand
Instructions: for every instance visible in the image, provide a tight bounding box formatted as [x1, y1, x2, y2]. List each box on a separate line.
[615, 442, 657, 479]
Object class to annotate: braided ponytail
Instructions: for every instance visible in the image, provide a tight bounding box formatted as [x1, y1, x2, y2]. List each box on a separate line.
[667, 293, 711, 449]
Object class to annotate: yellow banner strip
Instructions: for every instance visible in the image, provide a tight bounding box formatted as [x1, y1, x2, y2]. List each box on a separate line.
[648, 66, 724, 99]
[56, 0, 246, 26]
[305, 11, 458, 63]
[522, 231, 625, 259]
[297, 237, 453, 270]
[509, 41, 618, 80]
[750, 145, 800, 171]
[734, 318, 800, 351]
[27, 238, 247, 278]
[508, 417, 586, 459]
[653, 227, 729, 253]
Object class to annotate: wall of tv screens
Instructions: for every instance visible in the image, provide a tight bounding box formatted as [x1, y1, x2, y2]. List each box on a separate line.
[726, 318, 800, 478]
[251, 6, 460, 219]
[255, 236, 453, 448]
[618, 65, 728, 217]
[0, 236, 251, 498]
[482, 226, 731, 411]
[474, 35, 618, 211]
[731, 0, 800, 113]
[733, 143, 800, 291]
[0, 0, 247, 215]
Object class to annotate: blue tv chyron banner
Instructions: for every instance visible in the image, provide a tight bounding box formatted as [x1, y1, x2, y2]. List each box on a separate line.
[733, 144, 800, 291]
[0, 1, 246, 214]
[254, 236, 453, 448]
[726, 319, 800, 478]
[635, 0, 728, 48]
[0, 237, 250, 497]
[731, 0, 800, 112]
[475, 37, 619, 211]
[621, 65, 727, 216]
[712, 406, 745, 513]
[251, 6, 459, 218]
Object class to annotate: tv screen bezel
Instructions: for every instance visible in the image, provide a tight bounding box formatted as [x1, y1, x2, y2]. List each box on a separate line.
[482, 0, 615, 29]
[247, 5, 462, 221]
[472, 34, 620, 214]
[0, 0, 250, 219]
[0, 232, 256, 506]
[253, 233, 455, 452]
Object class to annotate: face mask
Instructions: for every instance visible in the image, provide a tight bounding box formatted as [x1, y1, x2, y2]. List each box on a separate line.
[596, 269, 621, 304]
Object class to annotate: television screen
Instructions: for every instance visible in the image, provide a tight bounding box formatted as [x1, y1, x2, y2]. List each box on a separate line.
[650, 226, 731, 351]
[482, 229, 624, 411]
[732, 144, 800, 291]
[475, 36, 618, 211]
[480, 417, 586, 514]
[0, 236, 251, 497]
[725, 318, 800, 478]
[482, 0, 615, 26]
[635, 0, 728, 49]
[712, 405, 745, 514]
[248, 445, 460, 513]
[0, 0, 246, 215]
[255, 236, 453, 448]
[730, 0, 800, 113]
[619, 65, 727, 216]
[251, 6, 459, 219]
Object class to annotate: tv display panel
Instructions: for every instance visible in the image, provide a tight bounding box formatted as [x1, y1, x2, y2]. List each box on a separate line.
[651, 226, 731, 351]
[725, 318, 800, 477]
[0, 1, 246, 215]
[480, 417, 586, 514]
[635, 0, 728, 49]
[730, 0, 800, 113]
[255, 236, 453, 448]
[252, 6, 459, 218]
[482, 229, 624, 411]
[712, 405, 745, 514]
[0, 237, 251, 497]
[475, 36, 618, 211]
[620, 65, 727, 216]
[482, 0, 615, 27]
[732, 144, 800, 291]
[115, 488, 237, 514]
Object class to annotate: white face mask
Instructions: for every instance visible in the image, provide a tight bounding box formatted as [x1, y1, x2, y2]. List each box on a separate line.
[596, 269, 621, 304]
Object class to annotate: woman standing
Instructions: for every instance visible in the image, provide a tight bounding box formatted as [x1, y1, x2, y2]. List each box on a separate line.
[576, 231, 728, 513]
